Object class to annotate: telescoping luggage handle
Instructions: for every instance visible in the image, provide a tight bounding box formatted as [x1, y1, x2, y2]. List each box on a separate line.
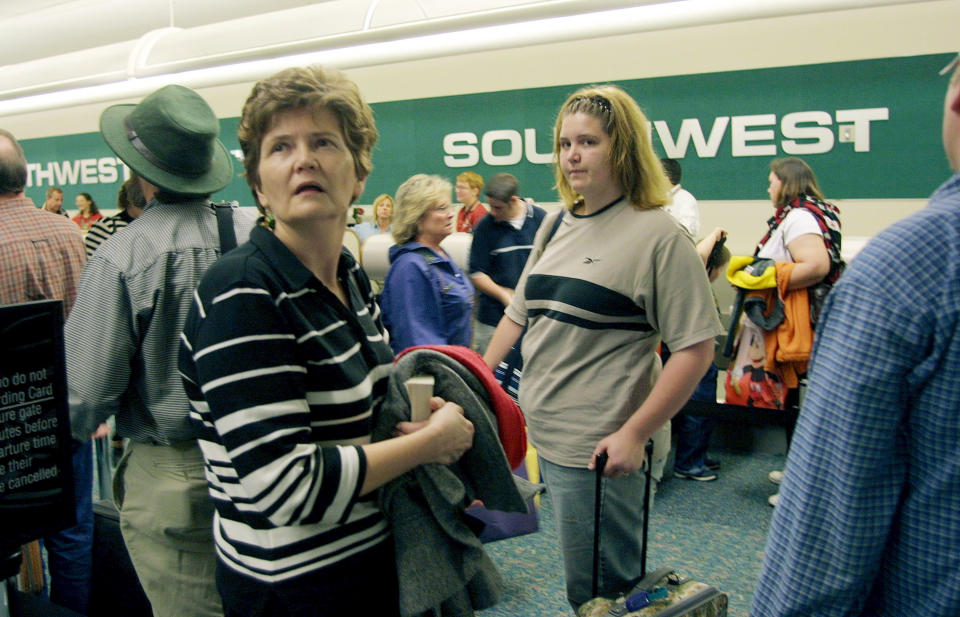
[592, 441, 654, 598]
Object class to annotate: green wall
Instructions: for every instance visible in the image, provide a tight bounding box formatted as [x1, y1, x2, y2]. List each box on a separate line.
[20, 53, 955, 210]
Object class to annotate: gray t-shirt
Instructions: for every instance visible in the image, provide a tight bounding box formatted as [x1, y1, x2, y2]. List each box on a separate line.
[505, 199, 723, 467]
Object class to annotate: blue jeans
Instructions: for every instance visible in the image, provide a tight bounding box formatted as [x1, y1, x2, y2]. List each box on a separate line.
[673, 364, 719, 473]
[43, 439, 94, 614]
[539, 456, 646, 611]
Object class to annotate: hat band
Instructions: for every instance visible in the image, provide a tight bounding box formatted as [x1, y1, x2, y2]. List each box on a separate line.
[124, 116, 205, 178]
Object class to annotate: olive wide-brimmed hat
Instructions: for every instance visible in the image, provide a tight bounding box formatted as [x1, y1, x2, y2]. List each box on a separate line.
[100, 84, 233, 195]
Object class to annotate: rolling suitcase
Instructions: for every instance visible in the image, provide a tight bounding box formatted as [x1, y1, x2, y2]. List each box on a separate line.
[578, 448, 728, 617]
[88, 499, 153, 617]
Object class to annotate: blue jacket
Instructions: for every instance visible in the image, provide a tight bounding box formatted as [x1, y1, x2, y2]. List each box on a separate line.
[381, 242, 474, 354]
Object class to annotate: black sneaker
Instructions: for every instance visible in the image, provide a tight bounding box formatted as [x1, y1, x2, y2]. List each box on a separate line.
[674, 468, 717, 482]
[705, 456, 721, 470]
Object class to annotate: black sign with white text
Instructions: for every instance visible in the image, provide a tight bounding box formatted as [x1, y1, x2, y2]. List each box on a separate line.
[0, 300, 75, 546]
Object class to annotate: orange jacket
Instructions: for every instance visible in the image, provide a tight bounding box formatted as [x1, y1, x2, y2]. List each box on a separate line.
[762, 262, 812, 388]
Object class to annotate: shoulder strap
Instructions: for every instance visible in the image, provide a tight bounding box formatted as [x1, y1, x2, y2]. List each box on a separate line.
[756, 197, 845, 284]
[543, 209, 564, 247]
[212, 201, 238, 254]
[796, 197, 845, 284]
[412, 247, 446, 292]
[524, 209, 565, 270]
[755, 205, 791, 257]
[413, 246, 440, 265]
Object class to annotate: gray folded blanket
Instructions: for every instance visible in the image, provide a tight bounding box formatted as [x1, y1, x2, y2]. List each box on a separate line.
[373, 348, 542, 617]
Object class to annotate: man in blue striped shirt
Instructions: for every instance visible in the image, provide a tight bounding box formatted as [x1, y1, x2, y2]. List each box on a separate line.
[752, 53, 960, 617]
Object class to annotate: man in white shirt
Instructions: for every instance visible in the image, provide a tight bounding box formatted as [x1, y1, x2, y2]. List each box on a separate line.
[661, 158, 700, 237]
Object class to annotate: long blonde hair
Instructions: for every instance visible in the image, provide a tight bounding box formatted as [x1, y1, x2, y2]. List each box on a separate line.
[552, 84, 669, 210]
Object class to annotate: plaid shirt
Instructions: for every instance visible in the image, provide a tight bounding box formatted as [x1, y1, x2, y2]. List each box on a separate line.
[0, 195, 86, 316]
[752, 171, 960, 617]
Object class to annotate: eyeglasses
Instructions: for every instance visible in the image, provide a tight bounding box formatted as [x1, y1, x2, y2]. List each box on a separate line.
[939, 53, 960, 76]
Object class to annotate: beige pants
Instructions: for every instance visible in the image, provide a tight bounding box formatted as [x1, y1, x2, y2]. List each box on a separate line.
[648, 421, 672, 509]
[114, 441, 222, 617]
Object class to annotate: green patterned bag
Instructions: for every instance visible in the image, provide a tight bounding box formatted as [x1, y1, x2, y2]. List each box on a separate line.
[582, 451, 727, 617]
[578, 568, 727, 617]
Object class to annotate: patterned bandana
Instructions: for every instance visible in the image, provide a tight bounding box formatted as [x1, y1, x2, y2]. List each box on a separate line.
[756, 195, 845, 284]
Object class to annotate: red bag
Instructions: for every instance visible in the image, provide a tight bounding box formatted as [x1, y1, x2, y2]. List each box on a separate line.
[724, 321, 786, 410]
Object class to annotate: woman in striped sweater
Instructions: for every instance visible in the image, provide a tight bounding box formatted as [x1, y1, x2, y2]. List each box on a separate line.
[83, 175, 145, 257]
[178, 65, 474, 617]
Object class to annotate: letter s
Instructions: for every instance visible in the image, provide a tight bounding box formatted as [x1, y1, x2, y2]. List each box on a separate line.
[98, 157, 119, 184]
[443, 132, 479, 168]
[781, 111, 834, 155]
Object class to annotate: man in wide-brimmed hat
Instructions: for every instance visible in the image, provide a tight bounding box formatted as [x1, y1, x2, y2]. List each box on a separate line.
[65, 84, 255, 617]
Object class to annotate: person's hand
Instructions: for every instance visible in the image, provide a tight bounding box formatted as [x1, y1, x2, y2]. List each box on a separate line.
[394, 397, 474, 464]
[423, 396, 474, 464]
[394, 395, 448, 435]
[696, 227, 727, 266]
[91, 423, 111, 439]
[589, 429, 647, 478]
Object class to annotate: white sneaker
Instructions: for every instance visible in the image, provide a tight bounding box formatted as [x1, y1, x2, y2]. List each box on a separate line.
[768, 470, 784, 485]
[767, 493, 780, 507]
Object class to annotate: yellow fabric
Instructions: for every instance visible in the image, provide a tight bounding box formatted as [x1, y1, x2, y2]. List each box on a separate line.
[726, 255, 754, 278]
[726, 256, 778, 289]
[525, 439, 541, 507]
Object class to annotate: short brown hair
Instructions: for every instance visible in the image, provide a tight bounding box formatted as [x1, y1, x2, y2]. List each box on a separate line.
[485, 173, 519, 202]
[116, 176, 145, 211]
[45, 187, 63, 199]
[769, 157, 824, 207]
[238, 65, 377, 214]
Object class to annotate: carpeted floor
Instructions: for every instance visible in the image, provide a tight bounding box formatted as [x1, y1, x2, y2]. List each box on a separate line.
[478, 450, 786, 617]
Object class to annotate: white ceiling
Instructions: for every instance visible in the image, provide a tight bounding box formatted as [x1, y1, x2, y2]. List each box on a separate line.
[0, 0, 666, 102]
[0, 0, 935, 116]
[2, 0, 640, 65]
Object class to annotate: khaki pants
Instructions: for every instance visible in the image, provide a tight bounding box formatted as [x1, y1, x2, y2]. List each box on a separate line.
[114, 441, 222, 617]
[648, 421, 672, 508]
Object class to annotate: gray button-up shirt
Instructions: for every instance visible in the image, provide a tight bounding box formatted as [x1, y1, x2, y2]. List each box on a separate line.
[66, 199, 255, 444]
